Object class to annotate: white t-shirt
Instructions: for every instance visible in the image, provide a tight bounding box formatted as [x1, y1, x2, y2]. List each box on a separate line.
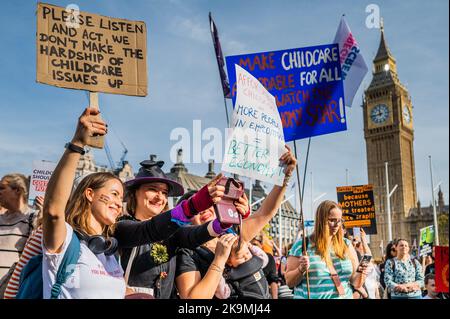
[42, 222, 126, 299]
[364, 263, 380, 299]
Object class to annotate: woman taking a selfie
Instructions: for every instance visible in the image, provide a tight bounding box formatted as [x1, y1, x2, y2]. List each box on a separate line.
[285, 200, 369, 299]
[175, 147, 297, 299]
[116, 162, 235, 299]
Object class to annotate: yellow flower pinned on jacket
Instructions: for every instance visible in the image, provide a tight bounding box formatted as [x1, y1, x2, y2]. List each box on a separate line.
[150, 243, 169, 264]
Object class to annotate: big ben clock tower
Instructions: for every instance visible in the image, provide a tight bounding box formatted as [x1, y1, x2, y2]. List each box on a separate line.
[363, 23, 417, 258]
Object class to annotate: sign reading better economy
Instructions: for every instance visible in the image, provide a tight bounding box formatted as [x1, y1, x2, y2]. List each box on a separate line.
[226, 44, 346, 142]
[336, 184, 377, 235]
[222, 65, 286, 186]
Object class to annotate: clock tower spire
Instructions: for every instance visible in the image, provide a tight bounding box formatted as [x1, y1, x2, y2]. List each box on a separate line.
[363, 22, 417, 258]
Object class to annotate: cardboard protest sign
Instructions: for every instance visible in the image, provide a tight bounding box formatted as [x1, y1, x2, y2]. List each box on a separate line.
[419, 225, 435, 257]
[435, 246, 449, 293]
[222, 65, 286, 186]
[226, 44, 346, 141]
[28, 160, 57, 205]
[336, 184, 377, 234]
[36, 3, 147, 96]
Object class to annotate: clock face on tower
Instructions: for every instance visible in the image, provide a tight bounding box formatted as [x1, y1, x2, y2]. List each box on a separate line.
[370, 104, 390, 124]
[403, 105, 411, 124]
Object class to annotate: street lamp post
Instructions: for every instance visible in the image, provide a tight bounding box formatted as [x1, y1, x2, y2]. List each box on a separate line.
[429, 156, 440, 245]
[385, 162, 398, 242]
[309, 192, 326, 237]
[251, 196, 265, 208]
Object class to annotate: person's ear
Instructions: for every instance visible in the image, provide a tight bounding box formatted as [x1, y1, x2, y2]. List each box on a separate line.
[85, 188, 95, 203]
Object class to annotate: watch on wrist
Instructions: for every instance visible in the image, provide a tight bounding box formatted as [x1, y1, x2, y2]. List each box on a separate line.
[65, 142, 85, 155]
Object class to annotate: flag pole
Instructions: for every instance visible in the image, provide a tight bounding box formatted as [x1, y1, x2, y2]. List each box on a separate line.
[301, 138, 312, 204]
[208, 12, 230, 127]
[293, 139, 311, 299]
[223, 97, 230, 127]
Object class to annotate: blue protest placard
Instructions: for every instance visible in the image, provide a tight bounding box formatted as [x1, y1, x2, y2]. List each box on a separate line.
[226, 44, 346, 141]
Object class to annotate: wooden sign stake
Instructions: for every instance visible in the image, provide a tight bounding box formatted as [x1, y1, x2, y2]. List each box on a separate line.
[86, 92, 105, 149]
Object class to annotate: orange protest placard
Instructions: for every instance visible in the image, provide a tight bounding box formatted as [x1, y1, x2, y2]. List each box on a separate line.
[336, 184, 377, 234]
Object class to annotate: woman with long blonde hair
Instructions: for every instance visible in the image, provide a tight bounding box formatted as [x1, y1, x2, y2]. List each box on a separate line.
[285, 200, 369, 299]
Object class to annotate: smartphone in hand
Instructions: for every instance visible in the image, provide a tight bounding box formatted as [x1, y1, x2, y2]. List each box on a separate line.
[356, 254, 372, 273]
[214, 176, 244, 225]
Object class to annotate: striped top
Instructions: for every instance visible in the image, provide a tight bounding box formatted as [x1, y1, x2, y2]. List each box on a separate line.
[3, 227, 43, 299]
[0, 211, 33, 280]
[289, 237, 353, 299]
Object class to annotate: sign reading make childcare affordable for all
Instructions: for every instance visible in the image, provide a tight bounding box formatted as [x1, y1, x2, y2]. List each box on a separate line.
[336, 184, 377, 234]
[28, 160, 57, 205]
[419, 225, 435, 257]
[36, 3, 147, 96]
[222, 65, 286, 186]
[226, 44, 346, 142]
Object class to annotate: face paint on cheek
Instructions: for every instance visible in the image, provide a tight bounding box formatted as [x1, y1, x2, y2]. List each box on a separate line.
[99, 194, 112, 205]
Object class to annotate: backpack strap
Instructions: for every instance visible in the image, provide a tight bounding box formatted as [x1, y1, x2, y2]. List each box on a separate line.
[124, 247, 138, 285]
[50, 232, 81, 299]
[410, 258, 419, 278]
[391, 258, 396, 272]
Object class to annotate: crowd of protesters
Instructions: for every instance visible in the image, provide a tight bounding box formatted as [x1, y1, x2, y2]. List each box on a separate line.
[0, 108, 447, 300]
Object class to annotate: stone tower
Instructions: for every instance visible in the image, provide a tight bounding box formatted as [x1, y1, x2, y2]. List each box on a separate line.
[363, 23, 417, 258]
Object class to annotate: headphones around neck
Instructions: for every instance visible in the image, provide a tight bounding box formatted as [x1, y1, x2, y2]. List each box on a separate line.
[75, 231, 119, 256]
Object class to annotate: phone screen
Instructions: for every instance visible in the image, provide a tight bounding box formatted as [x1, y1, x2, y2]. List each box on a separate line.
[353, 227, 361, 238]
[360, 255, 372, 265]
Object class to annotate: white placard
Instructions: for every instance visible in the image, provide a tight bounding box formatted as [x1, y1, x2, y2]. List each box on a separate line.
[222, 65, 286, 185]
[29, 160, 57, 204]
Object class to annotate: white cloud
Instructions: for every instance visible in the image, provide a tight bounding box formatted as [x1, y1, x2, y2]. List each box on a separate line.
[169, 16, 210, 44]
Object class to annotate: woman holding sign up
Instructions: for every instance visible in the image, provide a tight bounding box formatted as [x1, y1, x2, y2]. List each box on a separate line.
[175, 146, 297, 299]
[40, 107, 226, 299]
[285, 200, 369, 299]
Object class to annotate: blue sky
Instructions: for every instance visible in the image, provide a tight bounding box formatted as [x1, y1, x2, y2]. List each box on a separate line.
[0, 0, 448, 221]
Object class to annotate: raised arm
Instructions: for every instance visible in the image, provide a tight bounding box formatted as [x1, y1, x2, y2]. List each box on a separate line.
[348, 242, 369, 289]
[169, 223, 214, 250]
[360, 228, 372, 256]
[241, 145, 297, 242]
[115, 176, 226, 248]
[176, 234, 237, 299]
[43, 108, 106, 253]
